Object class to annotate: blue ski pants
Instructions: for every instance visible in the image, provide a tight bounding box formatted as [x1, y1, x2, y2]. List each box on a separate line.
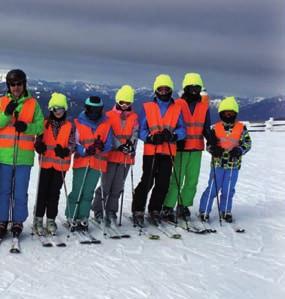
[0, 164, 31, 222]
[199, 166, 239, 215]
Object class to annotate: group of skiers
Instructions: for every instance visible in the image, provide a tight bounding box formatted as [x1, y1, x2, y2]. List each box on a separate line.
[0, 69, 252, 239]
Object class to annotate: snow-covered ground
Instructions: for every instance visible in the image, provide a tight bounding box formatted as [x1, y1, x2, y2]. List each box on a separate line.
[0, 132, 285, 299]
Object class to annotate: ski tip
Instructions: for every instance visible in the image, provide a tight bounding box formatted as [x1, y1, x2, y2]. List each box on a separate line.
[149, 235, 160, 240]
[91, 240, 102, 244]
[172, 234, 182, 239]
[43, 243, 53, 247]
[236, 228, 245, 233]
[56, 243, 67, 247]
[10, 248, 21, 254]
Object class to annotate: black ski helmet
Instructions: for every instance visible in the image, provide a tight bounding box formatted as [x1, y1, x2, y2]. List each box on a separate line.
[6, 69, 27, 91]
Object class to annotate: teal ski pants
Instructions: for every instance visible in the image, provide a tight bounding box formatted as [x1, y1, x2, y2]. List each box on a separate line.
[65, 167, 101, 220]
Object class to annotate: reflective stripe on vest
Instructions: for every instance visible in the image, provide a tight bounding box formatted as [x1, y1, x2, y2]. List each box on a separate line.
[106, 110, 138, 164]
[176, 98, 208, 150]
[73, 118, 110, 172]
[143, 101, 181, 156]
[41, 120, 72, 171]
[214, 121, 244, 151]
[0, 96, 36, 151]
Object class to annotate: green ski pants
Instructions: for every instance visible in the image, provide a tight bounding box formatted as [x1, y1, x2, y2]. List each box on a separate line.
[163, 151, 202, 208]
[65, 167, 101, 220]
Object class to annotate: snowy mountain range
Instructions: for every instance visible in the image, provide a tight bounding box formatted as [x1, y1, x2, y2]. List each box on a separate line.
[0, 79, 284, 121]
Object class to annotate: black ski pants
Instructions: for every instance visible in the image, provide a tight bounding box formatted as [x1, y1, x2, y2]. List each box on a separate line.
[132, 154, 172, 213]
[35, 168, 65, 219]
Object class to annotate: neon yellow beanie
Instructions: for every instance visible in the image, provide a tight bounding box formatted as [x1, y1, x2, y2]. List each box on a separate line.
[115, 85, 135, 103]
[153, 74, 174, 92]
[218, 96, 239, 113]
[182, 73, 204, 89]
[48, 92, 68, 110]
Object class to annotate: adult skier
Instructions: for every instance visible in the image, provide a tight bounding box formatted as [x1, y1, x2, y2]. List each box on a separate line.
[65, 96, 113, 231]
[33, 93, 75, 235]
[162, 73, 212, 222]
[0, 69, 44, 238]
[198, 96, 251, 222]
[131, 74, 186, 226]
[93, 85, 138, 223]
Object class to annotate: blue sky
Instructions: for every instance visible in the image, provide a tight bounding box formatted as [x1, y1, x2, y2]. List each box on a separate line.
[0, 0, 284, 96]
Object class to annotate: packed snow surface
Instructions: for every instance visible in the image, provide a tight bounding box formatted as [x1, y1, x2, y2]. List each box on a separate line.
[0, 132, 284, 299]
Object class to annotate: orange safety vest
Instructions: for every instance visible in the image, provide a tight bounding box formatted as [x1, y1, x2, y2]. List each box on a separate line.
[73, 118, 111, 172]
[0, 96, 36, 151]
[175, 98, 208, 150]
[143, 101, 181, 156]
[41, 120, 72, 171]
[214, 121, 244, 151]
[106, 110, 138, 165]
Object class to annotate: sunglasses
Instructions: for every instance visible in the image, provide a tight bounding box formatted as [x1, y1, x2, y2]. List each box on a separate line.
[9, 82, 24, 87]
[49, 107, 66, 113]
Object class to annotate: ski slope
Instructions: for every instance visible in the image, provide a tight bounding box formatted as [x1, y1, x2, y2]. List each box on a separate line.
[0, 132, 284, 299]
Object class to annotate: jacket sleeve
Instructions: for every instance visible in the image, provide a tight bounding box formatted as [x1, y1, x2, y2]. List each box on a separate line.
[203, 109, 212, 143]
[25, 102, 44, 136]
[173, 111, 186, 141]
[138, 107, 150, 142]
[239, 126, 252, 155]
[102, 127, 114, 153]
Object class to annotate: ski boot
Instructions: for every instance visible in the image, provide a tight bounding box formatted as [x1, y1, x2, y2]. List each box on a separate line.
[67, 219, 79, 232]
[199, 213, 209, 222]
[46, 218, 57, 235]
[161, 207, 175, 223]
[148, 210, 161, 226]
[133, 211, 144, 227]
[221, 212, 233, 223]
[94, 211, 103, 224]
[33, 217, 44, 236]
[176, 205, 191, 221]
[78, 219, 89, 231]
[11, 223, 23, 237]
[105, 211, 117, 227]
[0, 221, 8, 238]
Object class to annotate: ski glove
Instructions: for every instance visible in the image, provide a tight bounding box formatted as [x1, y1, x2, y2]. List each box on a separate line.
[4, 101, 18, 115]
[146, 132, 164, 145]
[85, 144, 96, 156]
[161, 129, 177, 142]
[176, 139, 186, 151]
[54, 144, 70, 158]
[118, 140, 135, 155]
[14, 120, 27, 133]
[34, 141, 47, 155]
[229, 147, 242, 159]
[210, 145, 224, 157]
[94, 138, 104, 151]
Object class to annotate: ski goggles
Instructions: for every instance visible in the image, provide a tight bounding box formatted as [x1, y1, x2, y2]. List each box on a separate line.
[49, 106, 66, 113]
[9, 81, 24, 87]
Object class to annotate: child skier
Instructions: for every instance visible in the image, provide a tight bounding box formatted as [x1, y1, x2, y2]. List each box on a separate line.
[65, 96, 113, 231]
[131, 74, 186, 226]
[33, 93, 75, 235]
[199, 96, 251, 222]
[162, 73, 212, 222]
[93, 85, 138, 224]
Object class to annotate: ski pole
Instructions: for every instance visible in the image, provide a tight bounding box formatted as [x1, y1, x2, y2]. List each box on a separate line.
[71, 161, 90, 224]
[167, 142, 188, 227]
[33, 154, 44, 221]
[9, 110, 20, 227]
[212, 159, 222, 226]
[119, 155, 128, 226]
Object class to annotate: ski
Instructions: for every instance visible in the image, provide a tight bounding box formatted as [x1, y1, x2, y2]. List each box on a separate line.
[79, 230, 101, 244]
[91, 219, 122, 240]
[108, 218, 131, 238]
[31, 231, 53, 247]
[46, 233, 67, 247]
[10, 236, 21, 253]
[196, 214, 217, 233]
[168, 219, 208, 234]
[222, 220, 245, 233]
[126, 215, 160, 240]
[153, 222, 181, 239]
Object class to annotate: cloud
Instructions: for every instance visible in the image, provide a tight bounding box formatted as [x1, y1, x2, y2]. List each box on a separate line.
[0, 0, 284, 96]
